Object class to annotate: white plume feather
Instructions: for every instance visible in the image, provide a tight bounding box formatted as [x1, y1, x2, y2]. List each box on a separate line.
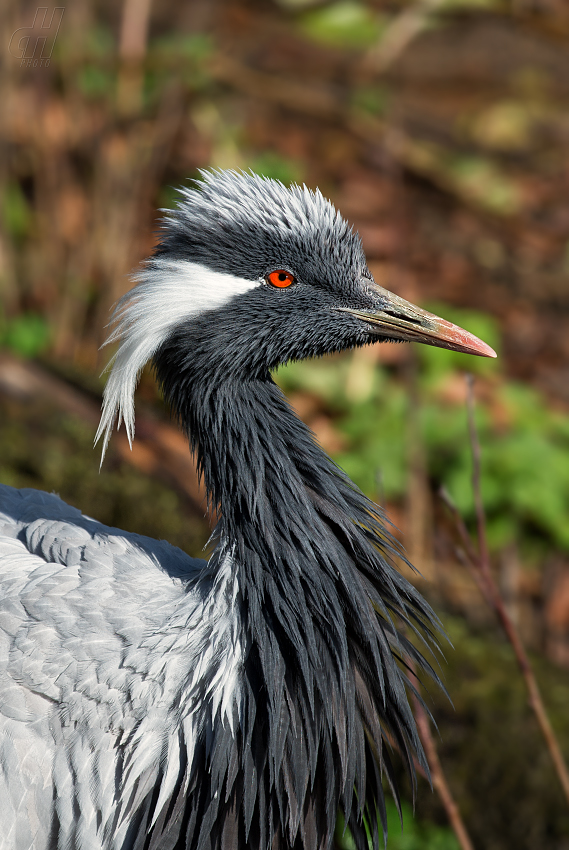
[95, 259, 260, 463]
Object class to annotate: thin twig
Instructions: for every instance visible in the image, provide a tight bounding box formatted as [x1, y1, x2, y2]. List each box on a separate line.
[438, 487, 495, 606]
[466, 374, 491, 577]
[361, 0, 449, 75]
[119, 0, 153, 62]
[403, 355, 472, 847]
[409, 686, 475, 850]
[440, 376, 569, 807]
[117, 0, 153, 114]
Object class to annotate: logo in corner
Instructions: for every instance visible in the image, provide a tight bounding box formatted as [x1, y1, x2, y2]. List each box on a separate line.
[9, 7, 65, 69]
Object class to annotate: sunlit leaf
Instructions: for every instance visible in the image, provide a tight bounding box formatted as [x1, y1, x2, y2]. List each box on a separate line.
[2, 314, 51, 358]
[248, 153, 304, 185]
[300, 2, 384, 48]
[1, 183, 32, 238]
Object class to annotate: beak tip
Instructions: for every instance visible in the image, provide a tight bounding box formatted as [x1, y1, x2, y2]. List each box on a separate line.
[434, 317, 497, 359]
[474, 341, 498, 359]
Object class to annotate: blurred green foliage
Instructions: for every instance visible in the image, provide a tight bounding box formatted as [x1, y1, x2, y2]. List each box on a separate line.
[159, 184, 184, 210]
[148, 34, 213, 93]
[337, 609, 569, 849]
[276, 308, 569, 557]
[445, 156, 523, 216]
[77, 65, 116, 99]
[299, 1, 385, 48]
[151, 33, 212, 63]
[0, 314, 51, 358]
[68, 25, 116, 100]
[351, 85, 389, 118]
[84, 24, 116, 58]
[470, 100, 535, 152]
[416, 615, 569, 849]
[1, 182, 32, 239]
[336, 801, 459, 849]
[248, 153, 304, 185]
[438, 0, 505, 9]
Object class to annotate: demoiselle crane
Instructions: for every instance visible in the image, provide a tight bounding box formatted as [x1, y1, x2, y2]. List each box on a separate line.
[0, 170, 495, 850]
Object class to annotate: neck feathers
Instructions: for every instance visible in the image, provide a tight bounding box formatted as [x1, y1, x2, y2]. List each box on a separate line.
[153, 359, 441, 850]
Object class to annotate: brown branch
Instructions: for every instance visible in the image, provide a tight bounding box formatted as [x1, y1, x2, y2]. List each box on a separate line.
[361, 0, 449, 76]
[401, 356, 472, 847]
[208, 56, 516, 218]
[466, 374, 491, 577]
[438, 487, 495, 607]
[119, 0, 153, 62]
[409, 686, 475, 850]
[440, 376, 569, 807]
[208, 55, 342, 120]
[117, 0, 153, 114]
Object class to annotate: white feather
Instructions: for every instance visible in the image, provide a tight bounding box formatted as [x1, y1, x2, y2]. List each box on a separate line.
[95, 260, 261, 462]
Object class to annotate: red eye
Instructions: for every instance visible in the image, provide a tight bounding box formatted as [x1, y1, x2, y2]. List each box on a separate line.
[267, 270, 295, 288]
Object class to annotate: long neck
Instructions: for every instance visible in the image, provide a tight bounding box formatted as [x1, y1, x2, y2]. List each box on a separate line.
[156, 362, 437, 654]
[162, 365, 439, 690]
[185, 376, 342, 554]
[154, 357, 440, 850]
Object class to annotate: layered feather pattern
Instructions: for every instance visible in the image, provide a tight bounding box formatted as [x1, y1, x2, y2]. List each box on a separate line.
[145, 356, 442, 850]
[0, 170, 445, 850]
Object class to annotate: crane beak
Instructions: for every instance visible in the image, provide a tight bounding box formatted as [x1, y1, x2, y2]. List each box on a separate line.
[338, 284, 497, 358]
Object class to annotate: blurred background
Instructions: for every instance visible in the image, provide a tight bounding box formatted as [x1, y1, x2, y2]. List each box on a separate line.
[2, 0, 569, 847]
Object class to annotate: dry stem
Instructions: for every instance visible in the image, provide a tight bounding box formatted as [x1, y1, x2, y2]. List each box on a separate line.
[404, 358, 474, 849]
[409, 686, 475, 850]
[440, 375, 569, 807]
[117, 0, 153, 114]
[361, 0, 449, 75]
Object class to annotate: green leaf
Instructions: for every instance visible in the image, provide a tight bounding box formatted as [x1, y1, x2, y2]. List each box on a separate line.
[1, 183, 32, 238]
[77, 65, 115, 98]
[300, 2, 384, 48]
[351, 85, 389, 117]
[85, 25, 115, 58]
[2, 314, 51, 358]
[446, 155, 523, 216]
[248, 153, 304, 186]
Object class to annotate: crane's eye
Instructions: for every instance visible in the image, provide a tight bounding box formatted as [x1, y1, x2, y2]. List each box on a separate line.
[267, 270, 295, 288]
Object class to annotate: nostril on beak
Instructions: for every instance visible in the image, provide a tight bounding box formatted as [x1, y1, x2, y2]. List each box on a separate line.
[381, 310, 424, 327]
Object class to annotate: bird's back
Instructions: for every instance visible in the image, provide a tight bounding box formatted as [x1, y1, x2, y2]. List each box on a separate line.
[0, 484, 207, 850]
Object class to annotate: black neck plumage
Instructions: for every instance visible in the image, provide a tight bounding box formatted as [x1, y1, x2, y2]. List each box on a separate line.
[153, 349, 440, 850]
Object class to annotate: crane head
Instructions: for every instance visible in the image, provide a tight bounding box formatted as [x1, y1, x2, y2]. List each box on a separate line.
[96, 169, 495, 459]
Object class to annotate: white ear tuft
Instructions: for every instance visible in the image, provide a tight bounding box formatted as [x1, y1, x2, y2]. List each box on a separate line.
[95, 259, 260, 464]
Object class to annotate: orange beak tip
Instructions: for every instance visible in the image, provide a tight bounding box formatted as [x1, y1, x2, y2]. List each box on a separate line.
[433, 318, 497, 359]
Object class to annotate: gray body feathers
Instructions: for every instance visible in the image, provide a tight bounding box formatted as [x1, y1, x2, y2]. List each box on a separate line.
[0, 484, 236, 850]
